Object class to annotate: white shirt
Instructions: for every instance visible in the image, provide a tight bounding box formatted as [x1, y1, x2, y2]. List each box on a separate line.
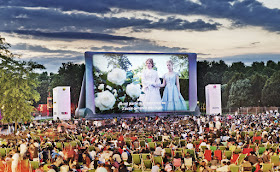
[12, 153, 20, 167]
[216, 121, 221, 130]
[152, 165, 160, 172]
[186, 143, 194, 150]
[20, 143, 28, 155]
[154, 147, 163, 156]
[96, 167, 107, 172]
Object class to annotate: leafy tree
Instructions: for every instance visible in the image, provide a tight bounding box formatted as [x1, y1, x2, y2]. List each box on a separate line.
[266, 60, 278, 70]
[262, 71, 280, 106]
[197, 60, 210, 104]
[49, 62, 85, 109]
[222, 72, 245, 108]
[222, 71, 236, 84]
[251, 61, 265, 73]
[104, 54, 132, 71]
[249, 73, 267, 106]
[35, 72, 50, 106]
[262, 67, 276, 78]
[170, 54, 188, 79]
[230, 61, 247, 73]
[203, 72, 221, 84]
[228, 78, 253, 107]
[210, 60, 228, 75]
[0, 36, 45, 131]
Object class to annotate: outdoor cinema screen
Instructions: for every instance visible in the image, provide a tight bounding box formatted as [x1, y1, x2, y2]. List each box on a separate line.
[92, 53, 189, 114]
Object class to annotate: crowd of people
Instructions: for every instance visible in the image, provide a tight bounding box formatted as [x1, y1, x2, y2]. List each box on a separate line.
[0, 112, 280, 172]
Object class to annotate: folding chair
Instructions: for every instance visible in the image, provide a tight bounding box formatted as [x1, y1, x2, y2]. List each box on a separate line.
[267, 144, 273, 149]
[242, 148, 253, 155]
[204, 150, 212, 162]
[148, 142, 156, 151]
[142, 153, 152, 160]
[219, 146, 226, 151]
[30, 161, 39, 170]
[142, 160, 152, 171]
[180, 140, 186, 147]
[234, 148, 242, 154]
[221, 142, 227, 146]
[230, 164, 240, 172]
[184, 157, 193, 171]
[237, 154, 246, 165]
[0, 148, 6, 157]
[76, 135, 83, 142]
[164, 148, 172, 157]
[258, 147, 266, 156]
[163, 141, 169, 148]
[248, 131, 254, 138]
[271, 155, 279, 166]
[140, 140, 146, 147]
[55, 142, 63, 150]
[256, 131, 262, 136]
[200, 146, 207, 152]
[174, 150, 183, 158]
[214, 150, 222, 161]
[229, 145, 236, 152]
[231, 153, 239, 164]
[249, 145, 256, 151]
[210, 146, 217, 152]
[156, 141, 162, 147]
[184, 149, 196, 160]
[132, 154, 142, 170]
[225, 150, 232, 160]
[153, 156, 163, 168]
[262, 163, 273, 172]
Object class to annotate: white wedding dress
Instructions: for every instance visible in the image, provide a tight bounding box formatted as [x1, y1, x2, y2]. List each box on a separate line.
[141, 69, 162, 112]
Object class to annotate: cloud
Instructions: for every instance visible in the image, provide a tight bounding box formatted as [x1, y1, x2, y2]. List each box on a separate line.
[91, 39, 187, 52]
[137, 17, 221, 31]
[4, 30, 137, 41]
[10, 43, 82, 55]
[0, 5, 220, 36]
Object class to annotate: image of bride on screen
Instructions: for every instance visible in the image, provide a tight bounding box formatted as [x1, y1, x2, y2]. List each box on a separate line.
[141, 58, 162, 112]
[160, 60, 187, 111]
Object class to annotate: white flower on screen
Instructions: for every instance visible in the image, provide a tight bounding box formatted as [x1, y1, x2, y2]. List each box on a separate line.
[95, 73, 100, 77]
[95, 90, 116, 111]
[106, 85, 112, 90]
[98, 84, 104, 90]
[107, 68, 126, 85]
[126, 83, 141, 99]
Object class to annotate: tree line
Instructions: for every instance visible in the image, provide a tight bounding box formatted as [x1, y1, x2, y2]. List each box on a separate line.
[197, 60, 280, 108]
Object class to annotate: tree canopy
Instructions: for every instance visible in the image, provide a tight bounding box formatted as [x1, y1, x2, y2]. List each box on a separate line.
[0, 36, 45, 125]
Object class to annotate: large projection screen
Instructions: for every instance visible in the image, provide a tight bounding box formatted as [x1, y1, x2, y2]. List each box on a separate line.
[76, 52, 197, 119]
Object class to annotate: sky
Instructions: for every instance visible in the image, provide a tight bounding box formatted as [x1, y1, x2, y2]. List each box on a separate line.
[1, 0, 280, 73]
